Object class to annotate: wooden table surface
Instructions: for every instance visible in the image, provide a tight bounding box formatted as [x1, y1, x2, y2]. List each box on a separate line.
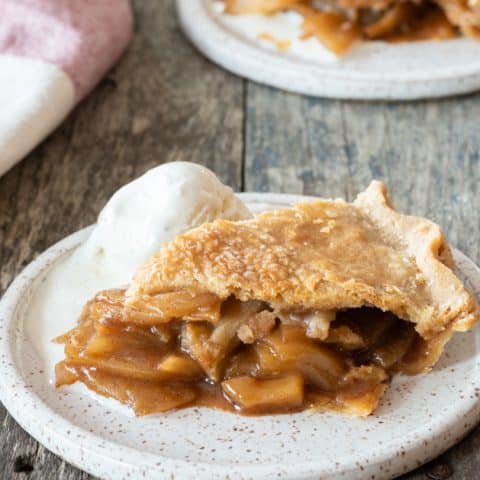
[1, 1, 479, 478]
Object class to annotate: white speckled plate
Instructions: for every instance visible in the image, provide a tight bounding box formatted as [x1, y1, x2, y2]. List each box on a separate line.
[1, 193, 480, 480]
[177, 0, 480, 100]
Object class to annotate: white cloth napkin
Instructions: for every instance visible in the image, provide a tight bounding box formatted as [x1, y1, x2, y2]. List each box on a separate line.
[0, 0, 133, 177]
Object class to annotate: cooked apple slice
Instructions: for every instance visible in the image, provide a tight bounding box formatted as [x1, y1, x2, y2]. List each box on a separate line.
[85, 321, 172, 357]
[222, 374, 304, 412]
[325, 325, 366, 350]
[181, 299, 264, 380]
[257, 325, 347, 390]
[55, 361, 79, 386]
[78, 368, 197, 415]
[63, 357, 173, 382]
[224, 347, 259, 379]
[158, 354, 203, 379]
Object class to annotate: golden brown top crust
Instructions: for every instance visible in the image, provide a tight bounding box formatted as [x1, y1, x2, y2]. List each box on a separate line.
[126, 181, 479, 339]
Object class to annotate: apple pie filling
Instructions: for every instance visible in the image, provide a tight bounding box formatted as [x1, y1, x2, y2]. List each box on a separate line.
[55, 288, 433, 416]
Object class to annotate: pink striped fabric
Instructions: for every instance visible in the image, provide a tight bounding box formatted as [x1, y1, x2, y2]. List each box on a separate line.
[0, 0, 134, 101]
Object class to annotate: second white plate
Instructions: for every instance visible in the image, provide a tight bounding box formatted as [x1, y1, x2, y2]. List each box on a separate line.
[0, 193, 480, 479]
[177, 0, 480, 99]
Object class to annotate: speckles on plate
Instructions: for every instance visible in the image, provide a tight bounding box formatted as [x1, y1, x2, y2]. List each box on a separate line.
[0, 196, 479, 480]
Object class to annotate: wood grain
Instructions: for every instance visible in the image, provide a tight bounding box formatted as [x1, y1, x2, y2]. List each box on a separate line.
[0, 0, 479, 478]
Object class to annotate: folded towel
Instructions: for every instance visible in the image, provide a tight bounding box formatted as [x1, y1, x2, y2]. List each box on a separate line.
[0, 0, 133, 177]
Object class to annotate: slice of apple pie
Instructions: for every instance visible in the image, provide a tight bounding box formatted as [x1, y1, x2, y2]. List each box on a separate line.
[55, 181, 480, 416]
[223, 1, 480, 55]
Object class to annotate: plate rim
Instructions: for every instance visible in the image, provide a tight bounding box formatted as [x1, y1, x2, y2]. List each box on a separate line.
[0, 192, 480, 479]
[176, 0, 480, 99]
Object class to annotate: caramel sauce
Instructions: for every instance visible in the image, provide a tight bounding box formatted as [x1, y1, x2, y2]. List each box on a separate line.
[257, 32, 293, 51]
[55, 290, 421, 416]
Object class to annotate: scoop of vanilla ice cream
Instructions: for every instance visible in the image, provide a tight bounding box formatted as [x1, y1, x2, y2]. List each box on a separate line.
[83, 161, 251, 283]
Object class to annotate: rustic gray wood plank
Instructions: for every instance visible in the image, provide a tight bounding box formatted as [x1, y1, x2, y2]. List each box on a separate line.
[244, 82, 480, 479]
[0, 0, 244, 478]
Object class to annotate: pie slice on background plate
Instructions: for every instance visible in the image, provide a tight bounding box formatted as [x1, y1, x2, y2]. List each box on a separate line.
[222, 0, 480, 54]
[176, 0, 480, 99]
[55, 181, 480, 416]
